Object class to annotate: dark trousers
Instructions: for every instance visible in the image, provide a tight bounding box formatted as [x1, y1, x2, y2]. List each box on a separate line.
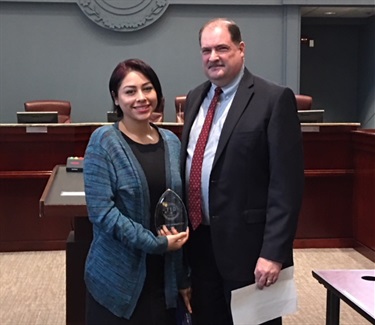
[188, 225, 282, 325]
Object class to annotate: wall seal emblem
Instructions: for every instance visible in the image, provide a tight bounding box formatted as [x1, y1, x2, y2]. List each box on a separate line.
[77, 0, 169, 32]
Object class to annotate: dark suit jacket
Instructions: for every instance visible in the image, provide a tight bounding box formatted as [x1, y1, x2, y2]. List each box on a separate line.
[181, 68, 304, 283]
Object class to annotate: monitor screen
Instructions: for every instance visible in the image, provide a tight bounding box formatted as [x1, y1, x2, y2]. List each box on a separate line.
[298, 110, 324, 123]
[107, 111, 120, 123]
[17, 111, 59, 124]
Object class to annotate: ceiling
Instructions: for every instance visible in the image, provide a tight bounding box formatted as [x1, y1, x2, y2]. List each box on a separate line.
[301, 6, 375, 18]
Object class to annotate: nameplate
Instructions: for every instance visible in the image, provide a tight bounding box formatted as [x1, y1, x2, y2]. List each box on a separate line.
[301, 126, 320, 133]
[25, 126, 48, 133]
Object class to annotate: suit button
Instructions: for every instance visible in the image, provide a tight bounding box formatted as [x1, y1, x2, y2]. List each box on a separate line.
[211, 215, 218, 220]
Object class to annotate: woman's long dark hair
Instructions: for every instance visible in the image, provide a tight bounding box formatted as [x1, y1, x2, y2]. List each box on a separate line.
[109, 59, 163, 118]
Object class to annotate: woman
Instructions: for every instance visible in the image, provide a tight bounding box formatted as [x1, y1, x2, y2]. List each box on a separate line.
[83, 59, 190, 324]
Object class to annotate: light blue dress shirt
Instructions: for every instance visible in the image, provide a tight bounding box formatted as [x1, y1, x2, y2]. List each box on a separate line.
[186, 67, 244, 224]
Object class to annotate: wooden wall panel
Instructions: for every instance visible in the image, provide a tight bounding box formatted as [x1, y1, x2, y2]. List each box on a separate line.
[0, 123, 182, 251]
[0, 124, 94, 251]
[1, 123, 373, 253]
[297, 175, 353, 239]
[352, 130, 375, 261]
[0, 177, 74, 251]
[294, 125, 357, 248]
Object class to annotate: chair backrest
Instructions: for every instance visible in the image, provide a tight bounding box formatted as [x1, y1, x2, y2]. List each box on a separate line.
[175, 95, 186, 123]
[24, 100, 72, 123]
[150, 97, 164, 123]
[295, 95, 313, 111]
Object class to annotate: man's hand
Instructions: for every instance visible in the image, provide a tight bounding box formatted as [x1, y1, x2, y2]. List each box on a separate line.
[254, 257, 282, 289]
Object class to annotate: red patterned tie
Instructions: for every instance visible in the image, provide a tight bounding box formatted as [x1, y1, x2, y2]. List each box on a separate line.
[189, 87, 222, 230]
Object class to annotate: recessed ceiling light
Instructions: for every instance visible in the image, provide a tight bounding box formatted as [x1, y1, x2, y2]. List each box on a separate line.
[324, 11, 336, 15]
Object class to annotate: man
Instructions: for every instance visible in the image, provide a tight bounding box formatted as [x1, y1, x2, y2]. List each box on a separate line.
[180, 18, 304, 325]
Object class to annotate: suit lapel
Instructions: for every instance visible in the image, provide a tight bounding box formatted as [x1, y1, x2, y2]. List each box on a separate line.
[185, 82, 211, 127]
[212, 69, 255, 168]
[181, 81, 211, 154]
[181, 70, 255, 172]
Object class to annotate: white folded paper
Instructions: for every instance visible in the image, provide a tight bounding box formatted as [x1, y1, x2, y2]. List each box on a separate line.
[231, 266, 297, 325]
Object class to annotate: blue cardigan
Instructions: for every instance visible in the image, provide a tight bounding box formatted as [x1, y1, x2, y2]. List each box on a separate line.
[83, 123, 188, 319]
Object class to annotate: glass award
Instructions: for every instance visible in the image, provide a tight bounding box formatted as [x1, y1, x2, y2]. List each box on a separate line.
[154, 189, 188, 233]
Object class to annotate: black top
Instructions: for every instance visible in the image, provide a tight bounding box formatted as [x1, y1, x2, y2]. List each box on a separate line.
[121, 128, 167, 301]
[121, 128, 166, 234]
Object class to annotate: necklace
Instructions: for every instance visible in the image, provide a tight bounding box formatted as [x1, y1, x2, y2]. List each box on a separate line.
[119, 120, 158, 144]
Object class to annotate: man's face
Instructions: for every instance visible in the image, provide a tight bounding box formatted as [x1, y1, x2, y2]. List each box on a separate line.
[200, 23, 245, 87]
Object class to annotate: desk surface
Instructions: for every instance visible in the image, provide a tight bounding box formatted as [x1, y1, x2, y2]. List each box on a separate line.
[0, 122, 184, 127]
[0, 122, 360, 128]
[313, 269, 375, 321]
[40, 165, 86, 218]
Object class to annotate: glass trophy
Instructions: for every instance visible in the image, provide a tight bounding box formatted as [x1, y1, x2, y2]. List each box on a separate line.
[154, 189, 188, 233]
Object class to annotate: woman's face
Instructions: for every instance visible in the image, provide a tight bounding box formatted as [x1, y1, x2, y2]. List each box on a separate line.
[114, 70, 157, 122]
